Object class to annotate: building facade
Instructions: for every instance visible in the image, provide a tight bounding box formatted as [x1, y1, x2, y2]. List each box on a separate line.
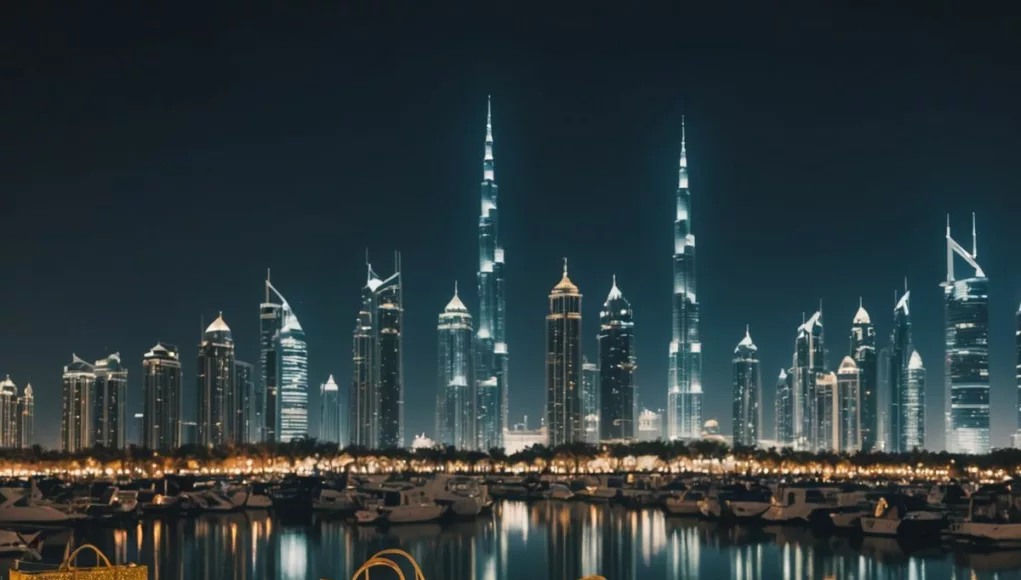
[93, 353, 127, 449]
[944, 215, 990, 454]
[437, 284, 476, 450]
[850, 301, 878, 452]
[278, 303, 308, 442]
[598, 276, 637, 443]
[350, 266, 376, 447]
[143, 342, 182, 451]
[904, 350, 926, 450]
[581, 359, 599, 444]
[732, 327, 760, 447]
[667, 118, 703, 440]
[637, 409, 663, 442]
[1016, 304, 1021, 448]
[0, 376, 17, 448]
[62, 355, 95, 452]
[234, 360, 254, 443]
[546, 261, 583, 446]
[792, 311, 824, 450]
[815, 372, 838, 452]
[836, 357, 861, 453]
[259, 271, 283, 443]
[775, 369, 793, 445]
[476, 97, 509, 450]
[889, 289, 912, 453]
[197, 313, 237, 447]
[320, 375, 342, 445]
[18, 383, 33, 448]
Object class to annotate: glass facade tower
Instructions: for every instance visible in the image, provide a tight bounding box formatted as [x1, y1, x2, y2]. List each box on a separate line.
[732, 327, 760, 447]
[0, 376, 17, 448]
[850, 301, 878, 452]
[320, 375, 342, 444]
[836, 357, 861, 453]
[62, 355, 95, 452]
[260, 270, 283, 443]
[598, 276, 637, 443]
[775, 369, 793, 445]
[143, 342, 181, 451]
[197, 313, 237, 447]
[904, 350, 926, 450]
[546, 261, 583, 446]
[93, 353, 127, 449]
[437, 284, 476, 450]
[792, 311, 824, 450]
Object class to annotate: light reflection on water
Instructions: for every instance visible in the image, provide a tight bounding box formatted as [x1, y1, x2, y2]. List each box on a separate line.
[5, 502, 1021, 579]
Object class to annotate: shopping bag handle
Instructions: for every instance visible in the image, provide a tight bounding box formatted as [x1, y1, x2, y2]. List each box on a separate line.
[350, 549, 425, 580]
[59, 544, 113, 570]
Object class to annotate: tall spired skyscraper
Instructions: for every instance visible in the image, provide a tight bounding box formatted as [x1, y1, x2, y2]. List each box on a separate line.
[546, 260, 583, 446]
[667, 118, 702, 439]
[732, 327, 760, 447]
[263, 279, 308, 443]
[476, 96, 508, 450]
[197, 313, 237, 447]
[437, 283, 476, 450]
[320, 375, 342, 445]
[904, 350, 926, 449]
[889, 286, 912, 452]
[943, 213, 990, 454]
[598, 276, 637, 443]
[792, 311, 824, 450]
[260, 270, 283, 443]
[850, 300, 877, 452]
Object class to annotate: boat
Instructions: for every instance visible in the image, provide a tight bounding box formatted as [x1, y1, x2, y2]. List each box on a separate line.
[663, 489, 705, 516]
[375, 487, 446, 524]
[859, 495, 946, 538]
[0, 494, 84, 525]
[228, 483, 273, 509]
[0, 530, 42, 559]
[761, 485, 843, 524]
[542, 482, 575, 501]
[948, 486, 1021, 548]
[572, 476, 619, 503]
[313, 489, 361, 514]
[181, 489, 238, 513]
[424, 475, 488, 518]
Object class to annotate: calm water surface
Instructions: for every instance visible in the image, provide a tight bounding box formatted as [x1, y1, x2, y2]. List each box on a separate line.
[5, 501, 1021, 579]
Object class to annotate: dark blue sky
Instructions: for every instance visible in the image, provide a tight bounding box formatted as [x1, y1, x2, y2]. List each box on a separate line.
[2, 4, 1019, 450]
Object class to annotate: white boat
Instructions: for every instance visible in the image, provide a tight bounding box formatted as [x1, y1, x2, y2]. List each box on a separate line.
[0, 495, 83, 524]
[949, 488, 1021, 547]
[182, 489, 238, 512]
[664, 489, 704, 516]
[313, 489, 360, 513]
[425, 475, 487, 518]
[228, 485, 273, 509]
[572, 476, 619, 503]
[376, 488, 445, 524]
[543, 483, 575, 501]
[0, 530, 42, 559]
[761, 486, 842, 524]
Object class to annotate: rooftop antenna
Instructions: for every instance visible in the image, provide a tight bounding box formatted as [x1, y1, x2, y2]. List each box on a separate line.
[904, 276, 909, 294]
[266, 268, 271, 302]
[972, 212, 978, 258]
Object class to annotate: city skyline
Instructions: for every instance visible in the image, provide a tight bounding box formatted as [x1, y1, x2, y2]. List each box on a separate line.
[3, 6, 1020, 451]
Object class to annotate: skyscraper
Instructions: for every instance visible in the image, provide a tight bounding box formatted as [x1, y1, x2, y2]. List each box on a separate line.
[792, 311, 824, 450]
[350, 256, 403, 448]
[437, 283, 475, 450]
[904, 350, 926, 450]
[93, 353, 127, 449]
[581, 358, 599, 444]
[320, 375, 342, 445]
[18, 383, 33, 448]
[143, 342, 182, 451]
[1015, 304, 1021, 448]
[197, 313, 237, 447]
[598, 276, 637, 443]
[259, 270, 283, 443]
[836, 357, 861, 453]
[775, 369, 793, 446]
[62, 355, 95, 452]
[667, 118, 702, 440]
[816, 371, 838, 451]
[889, 287, 912, 453]
[234, 360, 254, 443]
[876, 346, 892, 451]
[476, 96, 509, 450]
[278, 304, 308, 443]
[850, 300, 878, 452]
[943, 214, 990, 454]
[0, 376, 17, 448]
[732, 327, 760, 447]
[546, 260, 583, 446]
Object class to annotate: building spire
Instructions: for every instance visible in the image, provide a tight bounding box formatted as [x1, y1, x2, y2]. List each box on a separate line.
[563, 256, 568, 277]
[266, 268, 271, 302]
[972, 212, 978, 258]
[454, 280, 459, 297]
[678, 115, 688, 188]
[483, 96, 495, 180]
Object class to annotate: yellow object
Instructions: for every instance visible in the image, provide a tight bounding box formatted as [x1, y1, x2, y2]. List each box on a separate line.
[10, 544, 147, 580]
[349, 549, 426, 580]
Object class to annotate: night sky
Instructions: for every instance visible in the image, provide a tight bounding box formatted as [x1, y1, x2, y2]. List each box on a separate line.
[2, 4, 1020, 451]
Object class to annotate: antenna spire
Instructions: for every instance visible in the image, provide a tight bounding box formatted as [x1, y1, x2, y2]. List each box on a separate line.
[454, 280, 459, 297]
[678, 115, 688, 188]
[265, 268, 271, 302]
[562, 257, 568, 277]
[972, 212, 978, 258]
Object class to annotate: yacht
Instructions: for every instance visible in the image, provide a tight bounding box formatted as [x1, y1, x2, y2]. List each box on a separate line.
[859, 496, 946, 538]
[761, 485, 842, 524]
[572, 476, 620, 502]
[542, 482, 575, 501]
[724, 485, 774, 522]
[368, 487, 445, 525]
[228, 484, 273, 509]
[0, 495, 83, 524]
[0, 530, 42, 559]
[313, 489, 361, 513]
[664, 489, 705, 516]
[949, 487, 1021, 547]
[424, 475, 488, 518]
[182, 489, 238, 513]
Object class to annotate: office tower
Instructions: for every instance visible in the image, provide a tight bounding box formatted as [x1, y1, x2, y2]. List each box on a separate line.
[638, 409, 663, 442]
[815, 372, 838, 451]
[775, 369, 793, 445]
[62, 355, 95, 452]
[234, 360, 254, 443]
[476, 96, 509, 450]
[792, 311, 824, 450]
[889, 286, 912, 453]
[263, 279, 309, 443]
[904, 350, 926, 450]
[836, 357, 861, 453]
[132, 413, 144, 446]
[320, 375, 342, 445]
[667, 118, 703, 440]
[0, 376, 17, 448]
[850, 300, 878, 452]
[93, 353, 127, 449]
[197, 313, 237, 447]
[732, 327, 760, 447]
[143, 342, 182, 450]
[546, 260, 583, 446]
[1016, 305, 1021, 448]
[581, 358, 599, 444]
[437, 283, 476, 450]
[350, 256, 403, 448]
[876, 346, 892, 451]
[260, 270, 283, 443]
[18, 383, 33, 448]
[943, 214, 990, 454]
[598, 276, 637, 443]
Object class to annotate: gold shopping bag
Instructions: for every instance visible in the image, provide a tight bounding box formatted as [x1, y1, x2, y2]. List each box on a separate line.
[349, 549, 425, 580]
[10, 544, 147, 580]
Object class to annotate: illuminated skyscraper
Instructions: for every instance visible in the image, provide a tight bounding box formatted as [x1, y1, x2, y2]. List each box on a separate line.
[889, 286, 912, 453]
[836, 357, 861, 453]
[320, 375, 342, 444]
[0, 376, 17, 448]
[278, 302, 308, 442]
[598, 276, 637, 443]
[476, 96, 509, 450]
[792, 311, 824, 450]
[18, 383, 32, 448]
[62, 355, 95, 452]
[546, 260, 583, 446]
[234, 360, 254, 443]
[775, 369, 793, 445]
[732, 327, 760, 447]
[904, 350, 926, 450]
[667, 118, 702, 439]
[816, 371, 838, 451]
[259, 270, 283, 442]
[197, 313, 237, 447]
[850, 300, 878, 452]
[943, 214, 990, 454]
[1015, 305, 1021, 448]
[350, 265, 377, 447]
[143, 342, 182, 450]
[93, 353, 127, 449]
[437, 283, 476, 450]
[876, 346, 892, 451]
[581, 358, 599, 444]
